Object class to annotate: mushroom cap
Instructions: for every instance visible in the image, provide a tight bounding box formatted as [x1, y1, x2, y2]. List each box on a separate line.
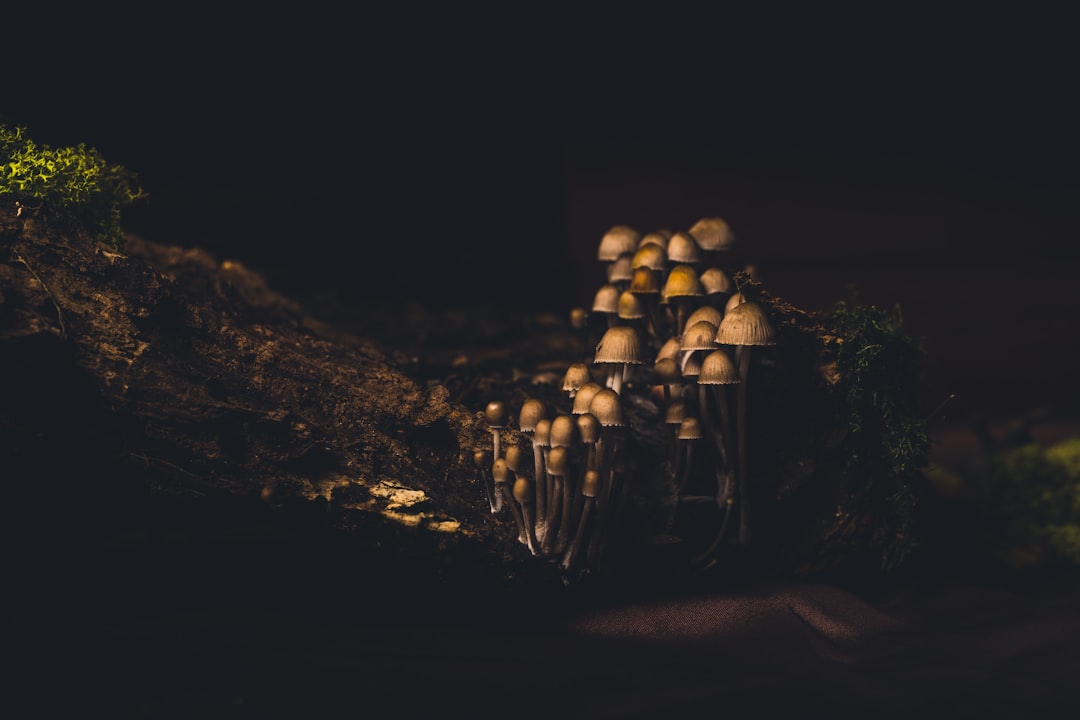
[638, 231, 669, 251]
[547, 445, 570, 476]
[652, 357, 682, 385]
[594, 325, 644, 365]
[561, 363, 592, 396]
[582, 469, 602, 498]
[588, 387, 625, 427]
[681, 350, 704, 380]
[473, 449, 491, 468]
[681, 319, 719, 351]
[656, 336, 682, 362]
[493, 457, 514, 484]
[592, 284, 621, 314]
[677, 416, 704, 441]
[662, 264, 703, 298]
[631, 243, 667, 272]
[697, 349, 741, 385]
[534, 418, 552, 447]
[699, 267, 733, 295]
[617, 290, 647, 320]
[598, 225, 640, 261]
[518, 398, 546, 433]
[485, 400, 507, 428]
[665, 400, 689, 425]
[550, 414, 578, 447]
[628, 266, 660, 295]
[724, 292, 746, 313]
[688, 216, 736, 251]
[572, 382, 603, 414]
[569, 306, 588, 330]
[606, 252, 635, 284]
[512, 474, 533, 504]
[684, 305, 724, 329]
[716, 300, 777, 346]
[667, 231, 702, 265]
[576, 412, 601, 444]
[504, 443, 527, 473]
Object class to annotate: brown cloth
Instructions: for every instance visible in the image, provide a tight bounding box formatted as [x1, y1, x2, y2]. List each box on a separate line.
[10, 575, 1080, 718]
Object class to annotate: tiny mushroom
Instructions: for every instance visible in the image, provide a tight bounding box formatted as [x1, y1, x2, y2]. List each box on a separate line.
[593, 325, 644, 395]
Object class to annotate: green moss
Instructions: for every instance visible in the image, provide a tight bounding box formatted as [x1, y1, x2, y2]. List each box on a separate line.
[1, 124, 144, 248]
[827, 300, 929, 570]
[976, 437, 1080, 566]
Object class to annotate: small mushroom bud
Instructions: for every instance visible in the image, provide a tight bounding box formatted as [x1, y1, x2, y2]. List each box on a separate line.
[512, 474, 540, 555]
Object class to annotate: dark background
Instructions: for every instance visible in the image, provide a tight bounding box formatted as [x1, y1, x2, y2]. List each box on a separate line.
[5, 8, 1077, 426]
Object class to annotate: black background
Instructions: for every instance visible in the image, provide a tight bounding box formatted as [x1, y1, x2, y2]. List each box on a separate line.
[5, 8, 1078, 425]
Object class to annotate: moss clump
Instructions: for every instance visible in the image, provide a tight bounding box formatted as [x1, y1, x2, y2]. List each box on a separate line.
[1, 124, 144, 248]
[974, 437, 1080, 567]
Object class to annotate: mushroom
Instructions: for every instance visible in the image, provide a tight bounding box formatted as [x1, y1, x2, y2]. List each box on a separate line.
[512, 472, 541, 555]
[544, 444, 572, 554]
[561, 363, 593, 399]
[561, 469, 602, 572]
[662, 264, 704, 337]
[484, 400, 507, 464]
[473, 449, 499, 513]
[675, 416, 704, 493]
[695, 349, 740, 557]
[667, 231, 702, 266]
[598, 225, 640, 262]
[593, 325, 644, 395]
[715, 300, 777, 545]
[491, 457, 525, 545]
[591, 284, 622, 331]
[606, 252, 635, 286]
[587, 387, 626, 568]
[687, 216, 736, 253]
[571, 382, 603, 415]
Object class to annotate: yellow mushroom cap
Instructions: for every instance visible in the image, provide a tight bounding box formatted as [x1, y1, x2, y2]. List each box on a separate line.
[662, 265, 703, 298]
[716, 301, 777, 346]
[628, 266, 660, 295]
[631, 243, 667, 272]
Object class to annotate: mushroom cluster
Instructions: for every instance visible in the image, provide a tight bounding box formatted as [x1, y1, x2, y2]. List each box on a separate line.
[477, 218, 778, 578]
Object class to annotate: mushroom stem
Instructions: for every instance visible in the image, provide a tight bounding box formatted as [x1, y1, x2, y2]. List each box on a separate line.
[735, 345, 753, 545]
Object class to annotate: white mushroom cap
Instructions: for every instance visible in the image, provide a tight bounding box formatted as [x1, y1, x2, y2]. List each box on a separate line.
[716, 301, 777, 346]
[700, 267, 733, 295]
[688, 217, 736, 251]
[598, 225, 640, 261]
[684, 305, 724, 329]
[697, 349, 741, 385]
[592, 284, 621, 314]
[681, 320, 719, 351]
[594, 326, 644, 365]
[667, 231, 702, 265]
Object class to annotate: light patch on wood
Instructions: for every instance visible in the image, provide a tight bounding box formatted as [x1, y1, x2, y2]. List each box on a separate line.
[369, 481, 428, 510]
